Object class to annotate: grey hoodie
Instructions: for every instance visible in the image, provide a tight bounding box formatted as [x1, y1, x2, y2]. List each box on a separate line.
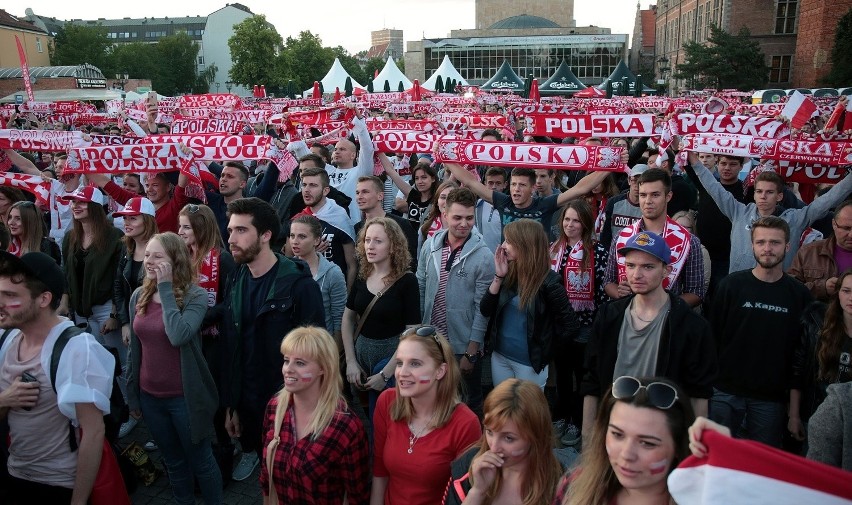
[313, 253, 347, 334]
[691, 160, 852, 273]
[807, 381, 852, 471]
[417, 229, 496, 354]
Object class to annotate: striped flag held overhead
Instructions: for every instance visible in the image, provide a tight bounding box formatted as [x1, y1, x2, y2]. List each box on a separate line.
[780, 91, 818, 129]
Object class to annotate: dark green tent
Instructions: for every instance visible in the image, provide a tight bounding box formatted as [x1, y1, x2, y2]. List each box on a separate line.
[539, 60, 587, 95]
[480, 60, 525, 93]
[597, 61, 654, 95]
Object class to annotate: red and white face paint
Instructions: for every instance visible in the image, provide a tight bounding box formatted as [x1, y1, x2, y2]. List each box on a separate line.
[281, 354, 323, 393]
[605, 403, 676, 494]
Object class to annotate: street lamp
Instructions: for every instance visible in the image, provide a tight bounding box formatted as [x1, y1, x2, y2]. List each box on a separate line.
[216, 82, 221, 93]
[657, 57, 670, 96]
[225, 81, 233, 94]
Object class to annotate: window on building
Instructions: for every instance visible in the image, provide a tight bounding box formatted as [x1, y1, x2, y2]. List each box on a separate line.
[198, 55, 204, 65]
[769, 55, 792, 83]
[775, 0, 797, 34]
[36, 37, 43, 52]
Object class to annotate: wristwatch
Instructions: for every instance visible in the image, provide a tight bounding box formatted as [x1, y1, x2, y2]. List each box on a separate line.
[109, 312, 118, 320]
[464, 352, 480, 364]
[379, 370, 390, 383]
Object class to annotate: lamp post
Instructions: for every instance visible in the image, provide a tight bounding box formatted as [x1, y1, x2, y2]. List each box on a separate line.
[657, 57, 670, 96]
[225, 81, 233, 94]
[216, 82, 221, 93]
[115, 71, 129, 103]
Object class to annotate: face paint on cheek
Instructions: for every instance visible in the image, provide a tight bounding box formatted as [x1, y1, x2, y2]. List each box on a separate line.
[300, 372, 314, 383]
[508, 448, 527, 457]
[4, 301, 22, 309]
[418, 375, 432, 384]
[649, 459, 669, 475]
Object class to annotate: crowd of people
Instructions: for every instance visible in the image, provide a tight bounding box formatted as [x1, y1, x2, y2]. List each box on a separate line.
[0, 89, 848, 505]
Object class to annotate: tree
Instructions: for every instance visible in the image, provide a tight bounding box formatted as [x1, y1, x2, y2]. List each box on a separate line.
[228, 15, 284, 88]
[279, 31, 335, 91]
[110, 43, 159, 82]
[154, 33, 200, 95]
[675, 25, 769, 90]
[50, 24, 113, 73]
[825, 8, 852, 87]
[363, 57, 385, 81]
[195, 64, 219, 94]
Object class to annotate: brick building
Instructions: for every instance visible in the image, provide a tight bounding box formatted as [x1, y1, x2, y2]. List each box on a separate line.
[475, 0, 575, 29]
[793, 0, 852, 87]
[629, 3, 658, 77]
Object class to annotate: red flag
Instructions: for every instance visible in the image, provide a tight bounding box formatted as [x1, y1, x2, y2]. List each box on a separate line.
[529, 78, 540, 103]
[312, 81, 320, 99]
[15, 36, 34, 102]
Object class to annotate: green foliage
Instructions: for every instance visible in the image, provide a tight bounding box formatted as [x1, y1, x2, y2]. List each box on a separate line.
[50, 24, 113, 74]
[195, 64, 219, 94]
[674, 25, 769, 90]
[825, 8, 852, 87]
[228, 15, 284, 88]
[279, 31, 334, 92]
[154, 32, 200, 95]
[363, 57, 386, 81]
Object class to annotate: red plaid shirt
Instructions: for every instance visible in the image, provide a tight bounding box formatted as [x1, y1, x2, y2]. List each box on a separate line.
[260, 396, 370, 504]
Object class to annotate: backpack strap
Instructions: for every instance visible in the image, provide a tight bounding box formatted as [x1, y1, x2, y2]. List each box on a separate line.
[49, 325, 85, 453]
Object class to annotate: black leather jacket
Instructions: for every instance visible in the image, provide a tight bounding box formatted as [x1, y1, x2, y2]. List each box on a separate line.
[480, 270, 579, 373]
[792, 301, 827, 421]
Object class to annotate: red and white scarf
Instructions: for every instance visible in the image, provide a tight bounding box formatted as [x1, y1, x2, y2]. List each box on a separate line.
[198, 248, 220, 337]
[614, 218, 691, 290]
[550, 240, 595, 312]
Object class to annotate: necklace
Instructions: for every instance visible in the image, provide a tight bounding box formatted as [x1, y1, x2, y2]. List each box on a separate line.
[632, 308, 656, 323]
[407, 413, 435, 454]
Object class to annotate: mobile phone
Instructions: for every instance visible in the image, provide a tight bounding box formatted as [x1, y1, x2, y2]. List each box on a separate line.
[20, 371, 37, 411]
[148, 91, 157, 106]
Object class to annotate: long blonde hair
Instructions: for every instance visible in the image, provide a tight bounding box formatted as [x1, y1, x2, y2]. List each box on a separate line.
[134, 232, 193, 316]
[473, 379, 562, 505]
[390, 328, 461, 428]
[503, 219, 550, 309]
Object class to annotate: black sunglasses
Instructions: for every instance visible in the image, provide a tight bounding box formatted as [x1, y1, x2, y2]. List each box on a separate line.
[611, 376, 679, 410]
[187, 204, 201, 214]
[412, 326, 445, 362]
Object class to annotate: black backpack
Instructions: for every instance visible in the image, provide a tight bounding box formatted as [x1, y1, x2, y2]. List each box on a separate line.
[48, 326, 129, 450]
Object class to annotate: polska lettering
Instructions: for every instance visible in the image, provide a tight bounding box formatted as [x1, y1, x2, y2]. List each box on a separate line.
[434, 139, 626, 171]
[0, 129, 84, 151]
[683, 133, 852, 165]
[524, 114, 654, 138]
[171, 118, 247, 135]
[671, 114, 790, 138]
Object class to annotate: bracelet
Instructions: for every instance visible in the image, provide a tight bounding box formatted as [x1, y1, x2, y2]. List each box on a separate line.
[379, 370, 390, 383]
[494, 275, 505, 280]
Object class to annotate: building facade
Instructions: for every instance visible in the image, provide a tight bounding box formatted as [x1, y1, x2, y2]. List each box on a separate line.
[405, 0, 625, 86]
[792, 0, 852, 87]
[369, 29, 404, 60]
[629, 3, 657, 78]
[0, 10, 51, 69]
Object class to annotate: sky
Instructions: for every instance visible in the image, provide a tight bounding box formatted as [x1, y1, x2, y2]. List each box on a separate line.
[9, 0, 646, 53]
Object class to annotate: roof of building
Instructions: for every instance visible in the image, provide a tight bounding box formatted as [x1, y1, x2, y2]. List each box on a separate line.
[489, 14, 561, 30]
[68, 15, 207, 27]
[0, 64, 104, 80]
[0, 9, 48, 34]
[640, 8, 656, 48]
[366, 43, 389, 59]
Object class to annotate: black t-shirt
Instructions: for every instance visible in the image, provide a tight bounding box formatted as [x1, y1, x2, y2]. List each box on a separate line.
[406, 189, 431, 230]
[838, 337, 852, 383]
[241, 265, 277, 407]
[130, 260, 143, 292]
[492, 191, 559, 235]
[345, 272, 420, 340]
[318, 220, 354, 279]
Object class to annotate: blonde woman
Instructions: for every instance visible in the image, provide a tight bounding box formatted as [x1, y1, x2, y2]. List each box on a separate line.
[260, 327, 369, 504]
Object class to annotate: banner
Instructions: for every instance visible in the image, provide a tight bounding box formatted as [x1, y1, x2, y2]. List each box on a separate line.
[670, 114, 790, 138]
[778, 162, 850, 184]
[90, 135, 144, 146]
[175, 93, 243, 111]
[139, 134, 272, 161]
[171, 118, 247, 135]
[682, 133, 852, 166]
[433, 139, 626, 171]
[66, 143, 195, 177]
[15, 36, 34, 102]
[524, 114, 655, 138]
[0, 129, 84, 151]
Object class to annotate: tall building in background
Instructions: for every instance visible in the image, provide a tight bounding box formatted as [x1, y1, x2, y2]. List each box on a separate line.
[369, 29, 404, 60]
[0, 9, 51, 68]
[793, 0, 852, 88]
[629, 3, 657, 78]
[405, 0, 624, 86]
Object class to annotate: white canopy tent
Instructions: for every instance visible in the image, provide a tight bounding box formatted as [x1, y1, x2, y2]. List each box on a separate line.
[422, 55, 468, 91]
[303, 58, 364, 97]
[373, 56, 412, 91]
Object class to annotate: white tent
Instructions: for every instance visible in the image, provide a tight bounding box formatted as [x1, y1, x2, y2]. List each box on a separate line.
[422, 55, 469, 91]
[303, 58, 364, 97]
[373, 56, 412, 91]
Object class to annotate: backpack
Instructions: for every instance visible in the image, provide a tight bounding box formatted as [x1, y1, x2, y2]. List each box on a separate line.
[48, 326, 129, 450]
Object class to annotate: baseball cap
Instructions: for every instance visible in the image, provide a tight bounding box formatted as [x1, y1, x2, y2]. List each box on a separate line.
[114, 197, 155, 217]
[68, 186, 104, 204]
[629, 164, 650, 177]
[617, 231, 672, 265]
[0, 251, 65, 301]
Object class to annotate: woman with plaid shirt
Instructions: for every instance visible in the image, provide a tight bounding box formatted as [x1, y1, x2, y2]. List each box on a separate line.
[261, 327, 370, 504]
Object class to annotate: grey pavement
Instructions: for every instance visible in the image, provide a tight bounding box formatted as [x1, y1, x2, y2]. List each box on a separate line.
[123, 420, 262, 505]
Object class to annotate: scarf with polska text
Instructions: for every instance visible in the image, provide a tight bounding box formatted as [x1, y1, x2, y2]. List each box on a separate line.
[199, 247, 220, 337]
[65, 143, 199, 183]
[523, 113, 655, 138]
[0, 129, 85, 152]
[176, 93, 243, 111]
[614, 218, 691, 290]
[681, 134, 852, 167]
[0, 172, 50, 208]
[550, 240, 595, 312]
[433, 139, 627, 172]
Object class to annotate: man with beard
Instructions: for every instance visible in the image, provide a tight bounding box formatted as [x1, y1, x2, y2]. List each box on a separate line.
[709, 217, 812, 448]
[789, 200, 852, 302]
[204, 160, 280, 242]
[0, 252, 114, 503]
[220, 198, 325, 481]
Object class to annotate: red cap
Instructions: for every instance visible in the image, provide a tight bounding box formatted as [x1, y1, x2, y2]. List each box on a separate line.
[68, 186, 103, 204]
[114, 197, 155, 217]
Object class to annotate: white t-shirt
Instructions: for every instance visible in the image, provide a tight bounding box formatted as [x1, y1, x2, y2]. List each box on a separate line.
[48, 178, 82, 244]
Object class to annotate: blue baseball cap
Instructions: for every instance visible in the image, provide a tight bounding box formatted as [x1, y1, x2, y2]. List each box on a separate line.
[617, 231, 671, 265]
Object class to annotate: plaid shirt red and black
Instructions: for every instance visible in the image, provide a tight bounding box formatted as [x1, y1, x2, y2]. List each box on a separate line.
[260, 396, 370, 504]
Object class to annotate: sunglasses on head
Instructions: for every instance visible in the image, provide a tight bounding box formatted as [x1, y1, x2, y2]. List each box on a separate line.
[412, 326, 445, 362]
[611, 376, 679, 410]
[187, 204, 201, 214]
